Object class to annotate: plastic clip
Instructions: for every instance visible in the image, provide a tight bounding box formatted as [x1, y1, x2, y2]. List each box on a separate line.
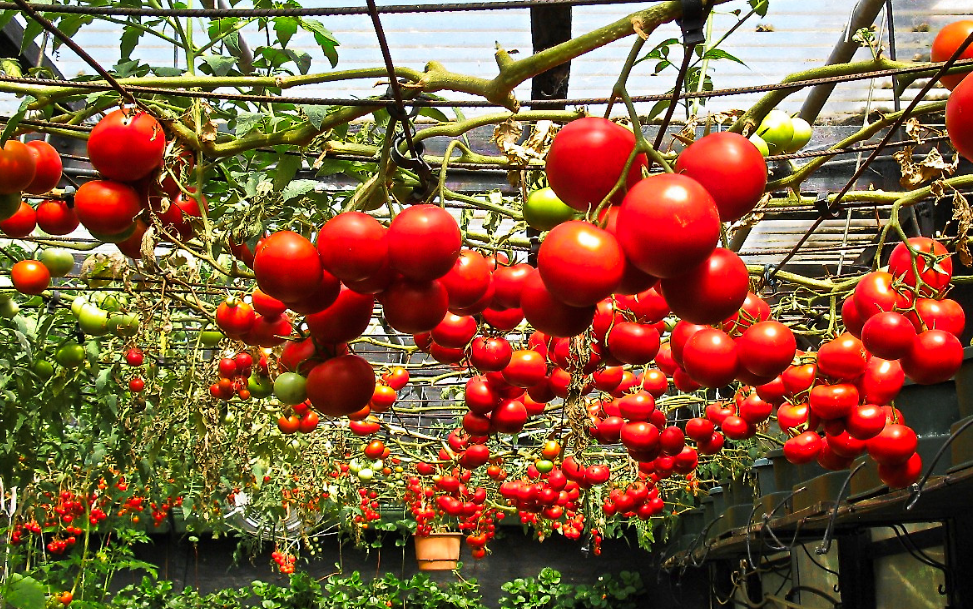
[815, 191, 835, 219]
[677, 0, 710, 47]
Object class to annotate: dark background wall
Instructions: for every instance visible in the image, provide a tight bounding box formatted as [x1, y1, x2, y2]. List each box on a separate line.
[115, 527, 709, 608]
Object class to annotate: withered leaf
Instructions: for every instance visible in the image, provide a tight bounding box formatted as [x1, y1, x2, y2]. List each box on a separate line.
[952, 190, 973, 266]
[894, 147, 958, 189]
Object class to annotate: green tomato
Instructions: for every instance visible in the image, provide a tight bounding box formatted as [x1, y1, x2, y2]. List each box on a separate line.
[524, 187, 578, 232]
[357, 468, 374, 482]
[0, 192, 19, 221]
[248, 375, 274, 399]
[756, 110, 794, 154]
[38, 248, 75, 278]
[93, 292, 126, 312]
[784, 117, 813, 153]
[78, 305, 110, 336]
[274, 372, 308, 406]
[199, 330, 225, 348]
[748, 134, 770, 157]
[55, 342, 86, 368]
[71, 296, 88, 317]
[0, 298, 18, 319]
[108, 313, 140, 337]
[348, 459, 362, 474]
[534, 459, 555, 474]
[32, 359, 54, 379]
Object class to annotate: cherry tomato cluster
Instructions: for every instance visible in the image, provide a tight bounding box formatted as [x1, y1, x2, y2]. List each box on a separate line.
[210, 350, 266, 401]
[271, 549, 297, 574]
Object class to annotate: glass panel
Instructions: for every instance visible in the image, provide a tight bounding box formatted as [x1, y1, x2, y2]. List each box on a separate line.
[874, 546, 946, 609]
[793, 542, 841, 609]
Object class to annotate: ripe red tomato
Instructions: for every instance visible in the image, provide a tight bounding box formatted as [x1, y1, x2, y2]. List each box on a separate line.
[674, 132, 767, 221]
[0, 140, 36, 194]
[909, 297, 965, 336]
[24, 140, 62, 194]
[305, 355, 375, 417]
[431, 313, 478, 349]
[35, 200, 79, 235]
[244, 314, 293, 348]
[947, 72, 973, 161]
[738, 393, 773, 424]
[616, 174, 721, 279]
[781, 363, 816, 397]
[87, 108, 165, 181]
[888, 237, 952, 295]
[736, 320, 797, 378]
[620, 421, 660, 453]
[520, 271, 595, 338]
[685, 417, 715, 441]
[251, 288, 287, 318]
[857, 356, 904, 405]
[492, 399, 528, 434]
[0, 201, 35, 237]
[156, 191, 206, 241]
[278, 415, 301, 434]
[317, 211, 388, 283]
[538, 221, 624, 307]
[846, 404, 887, 441]
[721, 415, 755, 440]
[482, 306, 525, 332]
[253, 231, 324, 304]
[777, 403, 813, 434]
[670, 320, 706, 366]
[901, 329, 963, 385]
[641, 369, 668, 398]
[681, 328, 739, 388]
[606, 322, 660, 365]
[74, 180, 140, 236]
[468, 336, 512, 372]
[386, 204, 461, 281]
[878, 452, 922, 489]
[932, 20, 973, 90]
[616, 286, 669, 323]
[860, 311, 916, 360]
[545, 117, 647, 211]
[439, 249, 491, 309]
[380, 277, 449, 334]
[216, 299, 256, 338]
[501, 350, 548, 388]
[842, 296, 865, 337]
[755, 376, 786, 404]
[817, 333, 869, 380]
[491, 263, 532, 310]
[809, 383, 859, 420]
[853, 271, 912, 320]
[722, 292, 772, 336]
[783, 431, 822, 464]
[867, 423, 917, 465]
[129, 377, 145, 393]
[617, 391, 656, 421]
[11, 260, 50, 295]
[659, 248, 749, 325]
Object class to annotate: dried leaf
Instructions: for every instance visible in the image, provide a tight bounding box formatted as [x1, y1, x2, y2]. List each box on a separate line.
[952, 190, 973, 266]
[894, 147, 958, 189]
[492, 119, 553, 165]
[904, 118, 924, 143]
[140, 226, 157, 266]
[931, 179, 947, 199]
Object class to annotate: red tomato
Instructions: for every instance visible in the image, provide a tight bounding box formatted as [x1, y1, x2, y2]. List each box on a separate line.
[816, 443, 854, 471]
[846, 404, 887, 441]
[901, 329, 964, 385]
[481, 306, 524, 332]
[585, 464, 612, 485]
[491, 263, 532, 310]
[841, 296, 865, 337]
[87, 108, 165, 181]
[783, 431, 822, 464]
[878, 452, 922, 489]
[252, 231, 323, 303]
[74, 180, 140, 236]
[866, 423, 917, 466]
[216, 298, 255, 337]
[501, 350, 548, 388]
[387, 204, 461, 281]
[24, 140, 62, 194]
[685, 417, 716, 441]
[545, 117, 647, 211]
[606, 322, 661, 365]
[888, 237, 952, 295]
[857, 356, 904, 405]
[621, 421, 660, 453]
[672, 367, 701, 392]
[617, 391, 656, 421]
[616, 174, 721, 279]
[755, 376, 786, 404]
[738, 393, 773, 424]
[641, 369, 669, 398]
[931, 20, 973, 90]
[860, 311, 916, 360]
[659, 426, 685, 455]
[722, 292, 771, 336]
[520, 268, 595, 338]
[157, 190, 206, 241]
[659, 248, 749, 325]
[305, 355, 375, 417]
[947, 72, 973, 161]
[251, 288, 287, 319]
[817, 333, 869, 380]
[11, 260, 50, 295]
[721, 415, 755, 440]
[826, 429, 867, 459]
[736, 320, 797, 378]
[468, 336, 512, 372]
[316, 211, 388, 283]
[781, 363, 817, 397]
[0, 140, 36, 194]
[439, 249, 491, 309]
[809, 383, 859, 420]
[492, 399, 528, 434]
[538, 221, 624, 307]
[465, 377, 501, 414]
[681, 328, 739, 388]
[777, 403, 813, 434]
[429, 342, 466, 364]
[593, 366, 624, 392]
[909, 297, 965, 336]
[244, 314, 292, 348]
[617, 286, 669, 323]
[674, 131, 767, 221]
[35, 200, 78, 235]
[0, 201, 35, 237]
[380, 277, 449, 334]
[431, 313, 478, 349]
[853, 271, 912, 320]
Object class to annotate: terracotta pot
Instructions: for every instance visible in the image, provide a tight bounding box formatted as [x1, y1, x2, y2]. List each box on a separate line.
[414, 532, 462, 571]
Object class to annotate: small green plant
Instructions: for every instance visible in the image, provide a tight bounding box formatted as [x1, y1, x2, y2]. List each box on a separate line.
[498, 569, 646, 609]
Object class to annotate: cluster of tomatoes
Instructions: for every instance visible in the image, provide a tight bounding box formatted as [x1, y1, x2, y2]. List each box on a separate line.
[209, 350, 265, 401]
[353, 487, 385, 525]
[601, 480, 665, 521]
[271, 549, 297, 574]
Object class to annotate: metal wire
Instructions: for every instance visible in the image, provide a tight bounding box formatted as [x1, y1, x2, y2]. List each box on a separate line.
[0, 0, 656, 18]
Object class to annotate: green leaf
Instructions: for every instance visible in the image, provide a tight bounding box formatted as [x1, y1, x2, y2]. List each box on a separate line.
[286, 49, 312, 75]
[0, 96, 33, 145]
[235, 112, 263, 136]
[120, 24, 144, 60]
[301, 18, 340, 68]
[19, 20, 44, 55]
[200, 53, 236, 77]
[750, 0, 769, 17]
[272, 154, 302, 191]
[703, 48, 747, 66]
[281, 179, 317, 202]
[151, 66, 184, 77]
[418, 106, 450, 123]
[298, 104, 331, 130]
[274, 16, 299, 48]
[0, 10, 17, 31]
[5, 574, 46, 609]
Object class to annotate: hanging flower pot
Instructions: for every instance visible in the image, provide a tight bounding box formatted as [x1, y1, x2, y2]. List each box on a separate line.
[414, 532, 462, 571]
